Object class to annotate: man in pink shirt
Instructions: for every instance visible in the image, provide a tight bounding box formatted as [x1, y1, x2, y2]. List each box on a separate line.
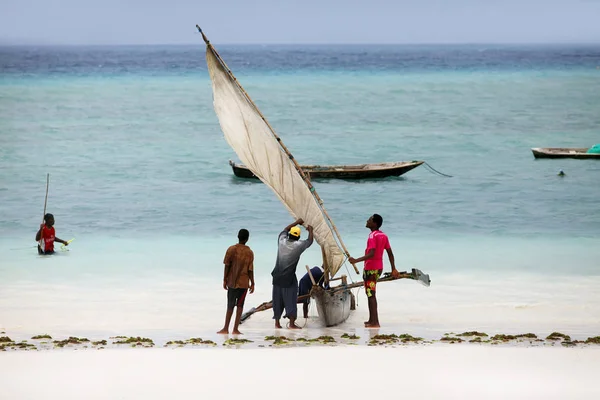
[349, 214, 399, 328]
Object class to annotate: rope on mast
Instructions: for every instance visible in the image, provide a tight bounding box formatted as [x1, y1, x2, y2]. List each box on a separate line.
[197, 25, 359, 275]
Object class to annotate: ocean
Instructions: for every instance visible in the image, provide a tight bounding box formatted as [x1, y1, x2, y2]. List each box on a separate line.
[1, 43, 599, 344]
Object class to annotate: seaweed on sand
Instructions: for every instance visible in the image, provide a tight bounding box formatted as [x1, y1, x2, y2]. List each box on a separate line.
[53, 337, 90, 348]
[546, 332, 571, 341]
[265, 336, 294, 345]
[341, 333, 360, 340]
[307, 336, 336, 344]
[491, 333, 538, 342]
[369, 333, 423, 346]
[165, 340, 186, 346]
[113, 337, 154, 347]
[223, 338, 253, 346]
[585, 336, 600, 344]
[32, 334, 52, 340]
[9, 341, 37, 351]
[186, 338, 216, 345]
[456, 331, 488, 337]
[439, 336, 464, 343]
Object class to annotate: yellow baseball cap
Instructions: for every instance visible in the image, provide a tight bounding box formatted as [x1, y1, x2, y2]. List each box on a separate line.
[289, 226, 301, 238]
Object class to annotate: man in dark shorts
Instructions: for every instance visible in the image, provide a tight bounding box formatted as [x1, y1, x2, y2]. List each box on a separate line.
[271, 218, 313, 329]
[218, 229, 255, 335]
[298, 266, 328, 319]
[349, 214, 399, 328]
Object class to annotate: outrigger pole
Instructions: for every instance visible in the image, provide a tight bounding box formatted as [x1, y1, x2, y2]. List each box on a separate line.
[240, 268, 431, 323]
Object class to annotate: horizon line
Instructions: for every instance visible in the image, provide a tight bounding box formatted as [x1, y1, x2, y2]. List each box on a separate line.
[2, 41, 600, 47]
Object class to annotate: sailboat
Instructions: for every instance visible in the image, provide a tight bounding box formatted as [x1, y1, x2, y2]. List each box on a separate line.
[198, 26, 430, 327]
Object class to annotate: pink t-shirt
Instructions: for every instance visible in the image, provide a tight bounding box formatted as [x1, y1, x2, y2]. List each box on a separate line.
[364, 230, 390, 271]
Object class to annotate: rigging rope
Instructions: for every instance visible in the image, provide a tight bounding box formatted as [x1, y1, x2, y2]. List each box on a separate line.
[422, 161, 453, 178]
[301, 301, 313, 327]
[342, 261, 356, 284]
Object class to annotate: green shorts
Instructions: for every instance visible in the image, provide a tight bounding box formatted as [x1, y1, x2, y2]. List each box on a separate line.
[363, 269, 382, 298]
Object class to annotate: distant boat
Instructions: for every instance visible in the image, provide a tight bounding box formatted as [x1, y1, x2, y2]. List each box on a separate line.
[229, 160, 424, 180]
[531, 147, 600, 159]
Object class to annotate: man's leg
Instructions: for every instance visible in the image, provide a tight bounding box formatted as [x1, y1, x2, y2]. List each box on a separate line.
[285, 285, 301, 329]
[363, 271, 373, 325]
[366, 295, 380, 328]
[231, 289, 248, 334]
[364, 270, 381, 328]
[218, 289, 236, 333]
[289, 317, 301, 329]
[217, 308, 233, 334]
[232, 307, 244, 334]
[272, 285, 283, 328]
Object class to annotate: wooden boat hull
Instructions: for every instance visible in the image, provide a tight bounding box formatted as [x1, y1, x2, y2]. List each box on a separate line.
[229, 160, 424, 180]
[531, 148, 600, 159]
[239, 269, 430, 326]
[310, 268, 431, 327]
[311, 286, 354, 327]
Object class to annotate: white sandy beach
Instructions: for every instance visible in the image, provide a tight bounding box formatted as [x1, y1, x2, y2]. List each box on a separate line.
[2, 238, 599, 400]
[2, 346, 600, 399]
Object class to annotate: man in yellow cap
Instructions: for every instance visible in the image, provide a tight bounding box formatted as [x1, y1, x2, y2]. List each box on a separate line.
[271, 218, 313, 329]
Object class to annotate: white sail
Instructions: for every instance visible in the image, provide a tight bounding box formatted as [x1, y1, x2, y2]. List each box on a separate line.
[204, 39, 347, 277]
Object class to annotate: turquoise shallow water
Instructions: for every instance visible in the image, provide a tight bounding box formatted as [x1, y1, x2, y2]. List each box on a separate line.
[0, 45, 599, 339]
[2, 71, 599, 238]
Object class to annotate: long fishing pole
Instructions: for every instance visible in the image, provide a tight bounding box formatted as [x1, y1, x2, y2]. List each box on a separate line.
[39, 173, 49, 248]
[42, 173, 49, 221]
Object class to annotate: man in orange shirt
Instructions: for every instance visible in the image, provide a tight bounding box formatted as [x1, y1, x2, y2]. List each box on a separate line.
[35, 213, 69, 255]
[218, 229, 255, 335]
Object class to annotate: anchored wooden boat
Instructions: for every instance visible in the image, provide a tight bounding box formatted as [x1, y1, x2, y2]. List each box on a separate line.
[199, 26, 431, 328]
[531, 147, 600, 159]
[229, 160, 424, 180]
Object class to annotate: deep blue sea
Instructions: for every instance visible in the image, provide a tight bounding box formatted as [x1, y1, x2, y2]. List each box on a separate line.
[1, 44, 599, 342]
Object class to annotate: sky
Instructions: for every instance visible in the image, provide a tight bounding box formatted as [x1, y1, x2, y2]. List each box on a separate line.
[1, 0, 600, 45]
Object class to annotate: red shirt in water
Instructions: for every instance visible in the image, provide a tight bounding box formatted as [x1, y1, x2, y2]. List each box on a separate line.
[40, 226, 56, 253]
[364, 230, 391, 271]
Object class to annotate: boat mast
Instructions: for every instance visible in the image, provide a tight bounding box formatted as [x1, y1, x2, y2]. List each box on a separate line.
[198, 25, 358, 275]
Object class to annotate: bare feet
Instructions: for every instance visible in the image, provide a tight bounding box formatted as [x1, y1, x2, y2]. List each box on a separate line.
[364, 323, 380, 328]
[275, 322, 282, 329]
[232, 330, 242, 335]
[217, 329, 229, 334]
[289, 323, 302, 329]
[364, 321, 371, 326]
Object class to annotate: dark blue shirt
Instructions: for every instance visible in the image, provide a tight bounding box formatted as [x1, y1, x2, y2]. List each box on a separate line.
[298, 266, 327, 296]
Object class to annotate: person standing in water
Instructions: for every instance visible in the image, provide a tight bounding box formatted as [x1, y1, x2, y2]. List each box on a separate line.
[349, 214, 399, 328]
[271, 218, 313, 329]
[218, 228, 255, 335]
[35, 213, 69, 255]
